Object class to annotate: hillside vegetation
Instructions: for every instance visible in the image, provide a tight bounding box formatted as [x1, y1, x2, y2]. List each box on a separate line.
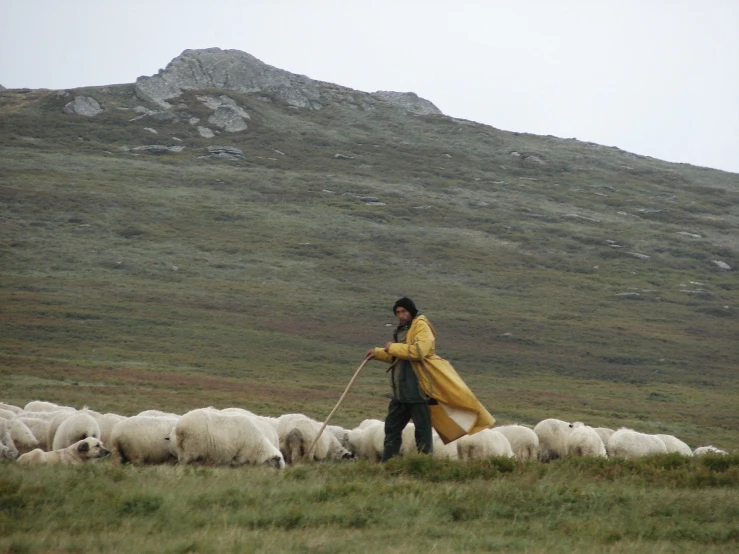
[0, 81, 737, 450]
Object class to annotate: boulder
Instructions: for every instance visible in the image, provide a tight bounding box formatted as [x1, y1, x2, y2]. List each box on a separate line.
[204, 146, 244, 159]
[63, 96, 103, 116]
[208, 106, 248, 132]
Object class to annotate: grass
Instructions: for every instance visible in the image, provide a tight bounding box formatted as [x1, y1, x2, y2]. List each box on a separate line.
[1, 455, 739, 553]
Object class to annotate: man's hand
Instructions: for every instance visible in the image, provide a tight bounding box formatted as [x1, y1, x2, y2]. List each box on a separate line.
[365, 349, 375, 360]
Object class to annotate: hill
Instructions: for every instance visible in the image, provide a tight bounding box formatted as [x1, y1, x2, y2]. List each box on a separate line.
[0, 48, 737, 450]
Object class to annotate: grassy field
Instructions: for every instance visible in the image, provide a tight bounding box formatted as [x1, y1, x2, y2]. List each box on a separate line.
[1, 80, 738, 552]
[2, 455, 739, 553]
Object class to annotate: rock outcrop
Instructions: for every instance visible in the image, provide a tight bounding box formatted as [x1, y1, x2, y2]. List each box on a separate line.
[135, 48, 441, 116]
[370, 91, 441, 116]
[63, 96, 103, 116]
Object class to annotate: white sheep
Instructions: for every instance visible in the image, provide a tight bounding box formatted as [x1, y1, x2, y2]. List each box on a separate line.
[657, 434, 693, 456]
[566, 422, 607, 458]
[99, 413, 127, 446]
[454, 429, 514, 460]
[16, 417, 51, 451]
[399, 424, 459, 460]
[693, 445, 728, 456]
[347, 421, 384, 461]
[24, 401, 74, 413]
[327, 425, 350, 449]
[0, 417, 40, 455]
[0, 408, 17, 420]
[0, 402, 23, 414]
[17, 410, 69, 422]
[495, 425, 540, 461]
[277, 415, 353, 464]
[110, 415, 180, 464]
[606, 428, 667, 458]
[51, 411, 101, 450]
[47, 410, 77, 447]
[136, 409, 181, 418]
[593, 427, 615, 446]
[172, 408, 284, 468]
[0, 418, 19, 460]
[357, 418, 384, 430]
[533, 418, 573, 461]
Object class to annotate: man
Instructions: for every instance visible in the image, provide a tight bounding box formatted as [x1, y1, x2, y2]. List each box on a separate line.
[365, 297, 433, 460]
[366, 297, 495, 461]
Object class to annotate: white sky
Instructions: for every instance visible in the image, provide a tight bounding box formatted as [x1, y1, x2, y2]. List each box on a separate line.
[2, 1, 738, 174]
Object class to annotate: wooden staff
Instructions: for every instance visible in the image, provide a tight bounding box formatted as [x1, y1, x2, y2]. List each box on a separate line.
[306, 357, 370, 458]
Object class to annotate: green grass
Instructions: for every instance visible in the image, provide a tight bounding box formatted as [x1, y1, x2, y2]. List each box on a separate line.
[2, 455, 738, 553]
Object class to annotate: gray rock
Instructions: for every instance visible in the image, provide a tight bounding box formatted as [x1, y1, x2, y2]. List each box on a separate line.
[198, 126, 215, 138]
[712, 260, 731, 270]
[627, 252, 651, 260]
[208, 106, 248, 132]
[205, 145, 244, 159]
[134, 47, 441, 116]
[63, 96, 103, 116]
[370, 91, 442, 115]
[131, 145, 184, 154]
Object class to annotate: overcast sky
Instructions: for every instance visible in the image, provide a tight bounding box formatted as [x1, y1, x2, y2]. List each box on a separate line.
[2, 1, 737, 174]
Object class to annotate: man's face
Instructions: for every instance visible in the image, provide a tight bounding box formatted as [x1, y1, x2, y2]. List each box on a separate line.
[395, 307, 412, 325]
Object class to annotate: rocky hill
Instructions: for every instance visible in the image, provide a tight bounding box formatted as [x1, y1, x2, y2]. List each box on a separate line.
[0, 48, 738, 448]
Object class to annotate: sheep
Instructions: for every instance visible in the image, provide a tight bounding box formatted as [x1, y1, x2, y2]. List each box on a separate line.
[0, 418, 19, 460]
[110, 416, 179, 464]
[357, 418, 384, 430]
[495, 425, 540, 461]
[224, 410, 280, 450]
[97, 413, 127, 447]
[455, 429, 514, 460]
[51, 411, 101, 450]
[0, 408, 17, 420]
[18, 409, 70, 422]
[17, 437, 110, 465]
[347, 421, 384, 461]
[606, 428, 667, 458]
[593, 427, 615, 447]
[0, 417, 40, 455]
[399, 424, 459, 460]
[533, 418, 573, 461]
[0, 402, 23, 414]
[657, 434, 693, 456]
[16, 417, 51, 451]
[327, 425, 350, 449]
[566, 422, 607, 458]
[47, 410, 77, 447]
[694, 445, 728, 456]
[172, 408, 284, 468]
[136, 410, 181, 418]
[278, 415, 353, 464]
[24, 401, 75, 413]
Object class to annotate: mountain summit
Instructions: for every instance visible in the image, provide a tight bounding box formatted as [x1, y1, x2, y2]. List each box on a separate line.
[135, 47, 442, 116]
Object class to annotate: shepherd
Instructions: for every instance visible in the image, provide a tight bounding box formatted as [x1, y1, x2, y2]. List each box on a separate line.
[365, 297, 495, 461]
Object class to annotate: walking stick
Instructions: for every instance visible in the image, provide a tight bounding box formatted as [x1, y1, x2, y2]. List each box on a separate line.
[306, 357, 370, 458]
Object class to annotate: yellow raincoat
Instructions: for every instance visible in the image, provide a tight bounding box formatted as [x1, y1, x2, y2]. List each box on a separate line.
[373, 315, 495, 444]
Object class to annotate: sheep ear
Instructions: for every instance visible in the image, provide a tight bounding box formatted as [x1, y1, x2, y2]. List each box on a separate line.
[78, 441, 90, 452]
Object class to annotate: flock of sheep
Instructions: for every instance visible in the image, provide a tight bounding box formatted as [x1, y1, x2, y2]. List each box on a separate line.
[0, 399, 729, 467]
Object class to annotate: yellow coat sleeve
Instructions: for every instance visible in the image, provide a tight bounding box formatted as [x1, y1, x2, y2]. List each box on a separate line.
[386, 317, 434, 360]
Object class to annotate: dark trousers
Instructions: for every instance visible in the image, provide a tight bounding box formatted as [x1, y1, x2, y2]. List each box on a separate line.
[382, 399, 433, 461]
